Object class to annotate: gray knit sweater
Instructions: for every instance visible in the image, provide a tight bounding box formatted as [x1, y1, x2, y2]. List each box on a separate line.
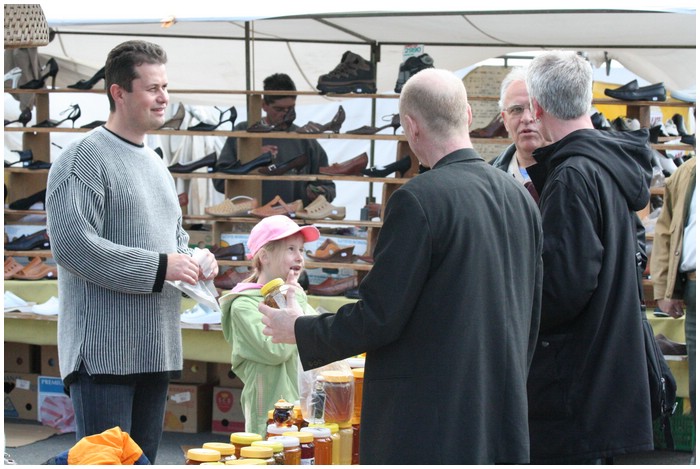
[46, 127, 191, 382]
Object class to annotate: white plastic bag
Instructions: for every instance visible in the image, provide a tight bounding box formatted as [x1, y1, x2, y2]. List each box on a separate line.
[298, 360, 354, 425]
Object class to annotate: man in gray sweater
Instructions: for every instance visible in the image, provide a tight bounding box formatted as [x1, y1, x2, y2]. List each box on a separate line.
[46, 40, 217, 463]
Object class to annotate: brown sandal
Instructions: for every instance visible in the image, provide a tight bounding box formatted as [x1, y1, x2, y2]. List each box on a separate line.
[250, 195, 303, 218]
[13, 256, 58, 280]
[205, 195, 258, 217]
[306, 244, 356, 262]
[297, 195, 346, 220]
[4, 257, 24, 280]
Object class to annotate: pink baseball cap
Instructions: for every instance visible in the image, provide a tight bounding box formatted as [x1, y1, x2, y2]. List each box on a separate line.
[247, 215, 320, 259]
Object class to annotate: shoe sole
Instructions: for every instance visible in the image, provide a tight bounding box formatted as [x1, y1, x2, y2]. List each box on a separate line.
[317, 82, 377, 94]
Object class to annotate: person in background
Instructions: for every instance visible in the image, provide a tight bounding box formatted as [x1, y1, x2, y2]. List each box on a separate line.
[213, 73, 335, 206]
[651, 155, 695, 454]
[525, 50, 655, 463]
[491, 67, 547, 202]
[219, 215, 320, 436]
[258, 68, 543, 464]
[45, 40, 218, 463]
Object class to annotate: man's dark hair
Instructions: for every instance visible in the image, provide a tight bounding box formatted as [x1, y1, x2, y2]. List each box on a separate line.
[105, 40, 167, 112]
[263, 73, 296, 104]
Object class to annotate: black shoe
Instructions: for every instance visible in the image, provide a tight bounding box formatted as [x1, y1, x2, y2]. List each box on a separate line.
[4, 150, 33, 167]
[590, 112, 611, 130]
[211, 243, 245, 260]
[362, 155, 412, 178]
[168, 152, 217, 173]
[604, 82, 666, 102]
[67, 66, 105, 90]
[394, 53, 434, 93]
[5, 229, 50, 251]
[672, 113, 689, 136]
[258, 153, 309, 175]
[9, 189, 46, 210]
[187, 106, 237, 131]
[80, 120, 106, 129]
[218, 152, 273, 175]
[681, 134, 695, 147]
[317, 51, 376, 94]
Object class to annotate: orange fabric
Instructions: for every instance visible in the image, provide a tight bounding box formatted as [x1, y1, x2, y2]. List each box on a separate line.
[67, 426, 143, 465]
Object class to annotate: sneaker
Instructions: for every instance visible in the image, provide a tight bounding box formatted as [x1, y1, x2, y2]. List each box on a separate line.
[394, 53, 434, 93]
[316, 51, 376, 94]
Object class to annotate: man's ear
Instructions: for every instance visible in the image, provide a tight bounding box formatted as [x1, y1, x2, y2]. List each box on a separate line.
[466, 103, 473, 129]
[530, 98, 543, 121]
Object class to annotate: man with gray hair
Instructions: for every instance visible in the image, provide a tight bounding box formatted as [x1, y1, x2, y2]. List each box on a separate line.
[525, 50, 655, 463]
[258, 68, 543, 464]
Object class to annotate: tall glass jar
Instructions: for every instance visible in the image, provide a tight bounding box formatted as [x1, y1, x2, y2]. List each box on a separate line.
[304, 426, 332, 465]
[319, 371, 354, 423]
[268, 435, 301, 465]
[282, 431, 315, 465]
[337, 421, 353, 465]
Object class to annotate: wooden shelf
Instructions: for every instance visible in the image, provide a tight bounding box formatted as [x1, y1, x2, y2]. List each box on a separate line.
[172, 171, 410, 184]
[183, 214, 382, 229]
[4, 249, 52, 257]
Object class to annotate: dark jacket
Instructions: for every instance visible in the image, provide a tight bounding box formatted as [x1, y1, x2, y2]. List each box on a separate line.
[295, 149, 543, 464]
[490, 143, 516, 171]
[527, 128, 655, 462]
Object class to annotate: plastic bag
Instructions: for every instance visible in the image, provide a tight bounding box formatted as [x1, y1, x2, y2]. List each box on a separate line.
[298, 360, 354, 425]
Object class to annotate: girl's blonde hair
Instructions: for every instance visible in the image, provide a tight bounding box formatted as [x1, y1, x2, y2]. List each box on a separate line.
[243, 233, 303, 283]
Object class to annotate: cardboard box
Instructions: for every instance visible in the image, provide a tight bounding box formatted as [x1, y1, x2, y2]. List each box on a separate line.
[40, 345, 60, 376]
[171, 360, 216, 384]
[187, 230, 215, 249]
[37, 375, 75, 433]
[211, 386, 245, 434]
[215, 363, 244, 388]
[4, 342, 39, 373]
[4, 372, 39, 420]
[163, 383, 213, 433]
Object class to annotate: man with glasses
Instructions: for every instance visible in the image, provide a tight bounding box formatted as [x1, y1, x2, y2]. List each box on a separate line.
[213, 73, 336, 206]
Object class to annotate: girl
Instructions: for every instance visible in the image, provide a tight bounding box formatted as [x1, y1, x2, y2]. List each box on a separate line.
[220, 215, 319, 436]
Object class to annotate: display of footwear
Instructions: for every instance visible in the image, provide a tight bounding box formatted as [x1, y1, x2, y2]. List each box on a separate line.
[297, 195, 346, 220]
[308, 274, 358, 296]
[316, 51, 376, 94]
[346, 113, 401, 135]
[655, 333, 687, 355]
[168, 152, 217, 173]
[590, 112, 611, 130]
[319, 152, 368, 176]
[205, 195, 258, 217]
[181, 303, 221, 324]
[671, 113, 690, 136]
[394, 53, 434, 93]
[250, 195, 303, 218]
[12, 256, 57, 280]
[470, 113, 508, 138]
[214, 267, 252, 290]
[5, 229, 50, 251]
[4, 149, 33, 168]
[187, 105, 237, 131]
[4, 257, 24, 279]
[4, 67, 22, 88]
[79, 120, 106, 129]
[211, 243, 246, 261]
[670, 87, 696, 103]
[306, 241, 355, 262]
[611, 116, 639, 132]
[8, 189, 46, 210]
[361, 155, 412, 178]
[31, 296, 60, 315]
[217, 151, 273, 175]
[296, 106, 345, 134]
[247, 108, 296, 133]
[3, 291, 35, 313]
[34, 104, 81, 128]
[4, 108, 32, 127]
[258, 153, 309, 176]
[19, 58, 59, 89]
[664, 119, 679, 137]
[67, 66, 105, 90]
[308, 239, 342, 258]
[604, 82, 667, 102]
[159, 102, 186, 130]
[23, 160, 51, 170]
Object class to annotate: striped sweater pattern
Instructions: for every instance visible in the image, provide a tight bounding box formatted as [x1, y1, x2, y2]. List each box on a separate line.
[46, 127, 191, 380]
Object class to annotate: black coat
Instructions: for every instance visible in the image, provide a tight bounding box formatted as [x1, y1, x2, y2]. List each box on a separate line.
[296, 149, 543, 464]
[527, 129, 655, 462]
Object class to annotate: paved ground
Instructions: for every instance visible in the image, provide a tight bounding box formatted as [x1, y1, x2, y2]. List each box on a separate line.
[3, 419, 694, 465]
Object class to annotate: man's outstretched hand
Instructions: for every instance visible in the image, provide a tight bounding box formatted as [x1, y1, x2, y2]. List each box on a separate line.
[259, 274, 304, 344]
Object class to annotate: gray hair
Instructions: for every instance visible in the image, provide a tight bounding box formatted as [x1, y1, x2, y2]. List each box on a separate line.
[399, 68, 469, 137]
[498, 67, 528, 110]
[526, 50, 592, 120]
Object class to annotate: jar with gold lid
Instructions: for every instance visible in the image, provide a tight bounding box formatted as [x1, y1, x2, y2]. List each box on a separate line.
[239, 446, 275, 465]
[229, 432, 263, 459]
[261, 278, 288, 308]
[202, 442, 237, 463]
[186, 448, 222, 465]
[267, 435, 301, 465]
[319, 370, 354, 423]
[251, 440, 285, 465]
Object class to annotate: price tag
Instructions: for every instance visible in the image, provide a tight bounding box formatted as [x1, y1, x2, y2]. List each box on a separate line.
[402, 44, 425, 61]
[171, 391, 192, 404]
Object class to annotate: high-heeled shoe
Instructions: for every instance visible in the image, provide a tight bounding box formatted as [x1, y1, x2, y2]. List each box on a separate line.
[159, 103, 186, 130]
[247, 108, 296, 133]
[4, 150, 33, 168]
[4, 67, 22, 88]
[19, 58, 59, 90]
[346, 113, 401, 135]
[168, 152, 217, 173]
[187, 105, 237, 131]
[8, 189, 46, 210]
[34, 104, 81, 128]
[217, 151, 273, 175]
[258, 153, 309, 175]
[361, 155, 412, 178]
[67, 66, 105, 90]
[296, 105, 345, 134]
[4, 108, 32, 127]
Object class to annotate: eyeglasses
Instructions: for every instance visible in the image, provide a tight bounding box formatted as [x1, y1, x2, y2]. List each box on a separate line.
[504, 104, 531, 117]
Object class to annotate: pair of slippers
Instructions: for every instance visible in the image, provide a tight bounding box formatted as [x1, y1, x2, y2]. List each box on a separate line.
[5, 256, 57, 280]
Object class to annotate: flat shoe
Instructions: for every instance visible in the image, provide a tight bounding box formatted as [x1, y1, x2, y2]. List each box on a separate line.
[319, 152, 368, 176]
[214, 268, 252, 290]
[308, 275, 358, 296]
[307, 239, 342, 258]
[211, 243, 245, 261]
[250, 195, 303, 218]
[205, 196, 258, 217]
[13, 256, 57, 280]
[4, 257, 24, 280]
[297, 195, 346, 220]
[306, 244, 355, 262]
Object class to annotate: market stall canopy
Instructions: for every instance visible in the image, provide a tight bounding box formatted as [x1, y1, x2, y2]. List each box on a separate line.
[30, 4, 698, 106]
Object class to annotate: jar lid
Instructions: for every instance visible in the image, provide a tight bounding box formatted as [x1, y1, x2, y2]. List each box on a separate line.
[225, 459, 267, 465]
[240, 446, 273, 458]
[261, 278, 284, 296]
[320, 370, 353, 383]
[267, 423, 298, 435]
[304, 426, 331, 438]
[202, 442, 236, 456]
[187, 448, 221, 462]
[267, 435, 300, 448]
[282, 431, 314, 443]
[252, 440, 284, 452]
[351, 368, 364, 379]
[274, 398, 294, 410]
[229, 432, 263, 444]
[338, 420, 352, 428]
